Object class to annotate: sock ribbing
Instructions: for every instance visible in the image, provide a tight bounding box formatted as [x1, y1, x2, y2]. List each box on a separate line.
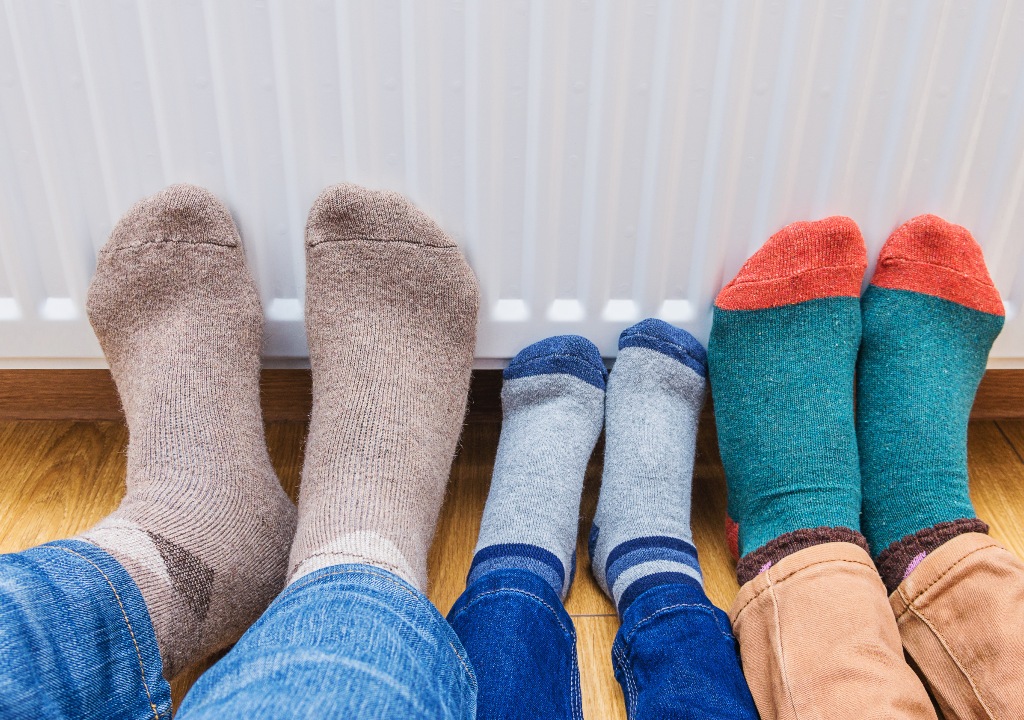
[469, 335, 606, 600]
[78, 185, 297, 678]
[288, 184, 479, 591]
[590, 319, 707, 616]
[858, 215, 1004, 590]
[708, 217, 867, 579]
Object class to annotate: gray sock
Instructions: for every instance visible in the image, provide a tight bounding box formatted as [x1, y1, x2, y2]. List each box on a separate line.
[589, 319, 708, 616]
[468, 335, 606, 600]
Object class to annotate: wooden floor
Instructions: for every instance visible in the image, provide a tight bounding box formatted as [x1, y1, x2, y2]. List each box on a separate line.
[2, 419, 1024, 716]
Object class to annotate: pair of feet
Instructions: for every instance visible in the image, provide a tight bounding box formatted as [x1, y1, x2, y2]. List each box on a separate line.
[469, 319, 712, 617]
[79, 184, 480, 678]
[709, 214, 1004, 589]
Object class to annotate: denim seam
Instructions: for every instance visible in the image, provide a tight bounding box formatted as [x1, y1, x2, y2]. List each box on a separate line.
[622, 602, 734, 645]
[730, 557, 874, 620]
[54, 546, 165, 720]
[288, 566, 477, 684]
[612, 641, 639, 717]
[448, 587, 574, 640]
[569, 643, 584, 720]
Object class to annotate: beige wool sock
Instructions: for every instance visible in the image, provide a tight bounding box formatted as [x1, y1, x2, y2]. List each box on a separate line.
[288, 184, 479, 591]
[78, 184, 297, 679]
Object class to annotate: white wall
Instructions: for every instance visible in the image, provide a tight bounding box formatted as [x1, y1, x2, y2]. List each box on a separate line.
[2, 0, 1023, 367]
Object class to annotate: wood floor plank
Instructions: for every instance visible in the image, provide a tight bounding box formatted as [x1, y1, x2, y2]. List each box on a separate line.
[968, 421, 1024, 558]
[576, 615, 627, 720]
[0, 421, 127, 553]
[692, 420, 741, 611]
[2, 417, 1022, 714]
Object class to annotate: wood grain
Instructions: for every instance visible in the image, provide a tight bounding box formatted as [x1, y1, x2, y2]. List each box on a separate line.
[3, 368, 1024, 421]
[0, 419, 1023, 718]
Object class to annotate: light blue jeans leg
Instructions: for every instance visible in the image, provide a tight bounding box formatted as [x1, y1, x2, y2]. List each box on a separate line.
[177, 564, 477, 719]
[0, 539, 172, 720]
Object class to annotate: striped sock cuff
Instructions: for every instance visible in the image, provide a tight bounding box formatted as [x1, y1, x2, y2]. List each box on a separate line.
[467, 543, 568, 598]
[605, 536, 703, 615]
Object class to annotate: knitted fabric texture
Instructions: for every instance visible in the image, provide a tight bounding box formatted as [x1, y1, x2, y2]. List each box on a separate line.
[875, 518, 989, 593]
[858, 215, 1004, 582]
[469, 335, 606, 600]
[708, 217, 867, 571]
[78, 184, 298, 679]
[589, 319, 708, 616]
[288, 184, 479, 592]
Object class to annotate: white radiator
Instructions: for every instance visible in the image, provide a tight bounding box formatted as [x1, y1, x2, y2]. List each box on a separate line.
[2, 0, 1024, 367]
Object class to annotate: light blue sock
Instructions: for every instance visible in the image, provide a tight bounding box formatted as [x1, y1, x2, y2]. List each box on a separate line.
[468, 335, 606, 600]
[590, 319, 707, 616]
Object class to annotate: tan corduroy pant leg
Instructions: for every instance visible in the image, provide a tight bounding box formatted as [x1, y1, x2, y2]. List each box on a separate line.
[729, 542, 937, 719]
[891, 532, 1024, 720]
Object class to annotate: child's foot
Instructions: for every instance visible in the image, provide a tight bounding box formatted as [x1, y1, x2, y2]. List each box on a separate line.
[469, 335, 606, 600]
[590, 319, 707, 615]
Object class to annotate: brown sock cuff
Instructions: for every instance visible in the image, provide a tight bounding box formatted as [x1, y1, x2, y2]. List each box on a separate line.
[875, 518, 989, 593]
[737, 527, 869, 586]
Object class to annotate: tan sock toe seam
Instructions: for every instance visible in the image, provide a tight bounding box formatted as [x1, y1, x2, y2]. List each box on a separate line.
[306, 236, 459, 250]
[100, 240, 239, 255]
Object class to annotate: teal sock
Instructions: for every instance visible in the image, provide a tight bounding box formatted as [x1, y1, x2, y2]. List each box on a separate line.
[857, 215, 1004, 591]
[708, 217, 868, 584]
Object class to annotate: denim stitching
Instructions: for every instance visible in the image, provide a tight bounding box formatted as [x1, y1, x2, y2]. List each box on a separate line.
[54, 546, 164, 720]
[288, 566, 477, 683]
[612, 641, 638, 717]
[569, 644, 584, 720]
[623, 602, 734, 644]
[448, 587, 575, 639]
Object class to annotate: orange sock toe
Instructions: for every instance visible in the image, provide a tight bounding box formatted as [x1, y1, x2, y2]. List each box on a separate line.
[715, 216, 867, 310]
[870, 214, 1004, 316]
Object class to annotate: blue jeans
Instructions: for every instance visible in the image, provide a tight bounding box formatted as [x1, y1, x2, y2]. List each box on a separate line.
[0, 541, 474, 719]
[0, 542, 753, 718]
[448, 568, 758, 720]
